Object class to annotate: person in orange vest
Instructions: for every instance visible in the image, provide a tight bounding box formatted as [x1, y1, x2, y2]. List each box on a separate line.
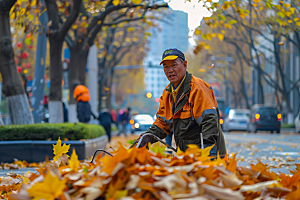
[73, 85, 96, 123]
[134, 48, 226, 157]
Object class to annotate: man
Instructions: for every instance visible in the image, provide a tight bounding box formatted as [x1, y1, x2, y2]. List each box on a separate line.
[98, 108, 113, 142]
[136, 48, 226, 157]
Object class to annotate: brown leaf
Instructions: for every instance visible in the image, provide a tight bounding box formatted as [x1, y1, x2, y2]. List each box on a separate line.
[202, 184, 245, 200]
[220, 173, 243, 188]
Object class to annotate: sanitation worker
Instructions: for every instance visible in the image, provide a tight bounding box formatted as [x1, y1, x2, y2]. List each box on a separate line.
[135, 48, 226, 157]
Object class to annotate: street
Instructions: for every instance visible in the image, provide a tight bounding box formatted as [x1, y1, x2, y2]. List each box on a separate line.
[224, 131, 300, 174]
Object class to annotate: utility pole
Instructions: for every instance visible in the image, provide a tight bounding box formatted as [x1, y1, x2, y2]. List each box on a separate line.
[31, 1, 48, 123]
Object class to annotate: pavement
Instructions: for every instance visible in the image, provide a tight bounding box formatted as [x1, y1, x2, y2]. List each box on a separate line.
[1, 130, 299, 176]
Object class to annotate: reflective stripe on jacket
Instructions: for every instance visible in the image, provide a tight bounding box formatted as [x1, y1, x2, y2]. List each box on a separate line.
[146, 71, 226, 156]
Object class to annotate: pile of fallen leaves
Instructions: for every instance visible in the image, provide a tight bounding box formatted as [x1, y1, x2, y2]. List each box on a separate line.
[1, 138, 300, 200]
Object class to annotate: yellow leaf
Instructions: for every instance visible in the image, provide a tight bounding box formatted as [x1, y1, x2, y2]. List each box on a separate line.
[294, 18, 299, 22]
[253, 0, 260, 3]
[195, 28, 201, 35]
[202, 144, 215, 157]
[296, 22, 300, 26]
[20, 8, 26, 15]
[289, 7, 295, 14]
[53, 137, 70, 161]
[132, 0, 142, 4]
[284, 3, 291, 8]
[149, 142, 166, 157]
[288, 20, 293, 23]
[217, 33, 224, 41]
[221, 30, 226, 34]
[27, 171, 67, 200]
[31, 0, 37, 6]
[22, 176, 29, 185]
[115, 190, 128, 199]
[10, 12, 15, 19]
[69, 149, 80, 172]
[177, 147, 184, 156]
[206, 33, 212, 41]
[72, 25, 77, 30]
[112, 0, 119, 6]
[199, 69, 206, 72]
[212, 33, 217, 37]
[104, 86, 110, 91]
[252, 3, 257, 7]
[82, 16, 87, 20]
[204, 45, 211, 50]
[224, 24, 232, 29]
[28, 14, 34, 21]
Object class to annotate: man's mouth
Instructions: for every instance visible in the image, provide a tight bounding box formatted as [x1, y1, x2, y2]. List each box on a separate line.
[169, 75, 176, 79]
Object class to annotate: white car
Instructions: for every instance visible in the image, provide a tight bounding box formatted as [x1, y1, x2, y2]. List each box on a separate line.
[295, 111, 300, 132]
[223, 109, 250, 132]
[129, 114, 154, 133]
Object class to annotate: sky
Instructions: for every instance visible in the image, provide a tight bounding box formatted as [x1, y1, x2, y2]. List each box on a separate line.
[165, 0, 214, 45]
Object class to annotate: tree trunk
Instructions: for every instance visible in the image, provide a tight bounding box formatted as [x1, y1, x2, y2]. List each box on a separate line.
[48, 39, 64, 123]
[274, 37, 292, 113]
[78, 49, 89, 85]
[7, 94, 34, 124]
[68, 45, 88, 122]
[0, 3, 33, 124]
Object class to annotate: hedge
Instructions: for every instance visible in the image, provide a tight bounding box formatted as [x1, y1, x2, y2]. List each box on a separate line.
[281, 123, 295, 129]
[0, 123, 105, 141]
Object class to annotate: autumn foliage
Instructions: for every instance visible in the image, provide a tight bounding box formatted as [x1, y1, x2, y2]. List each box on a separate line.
[0, 138, 300, 199]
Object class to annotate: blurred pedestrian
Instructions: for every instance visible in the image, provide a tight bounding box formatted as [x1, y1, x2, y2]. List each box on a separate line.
[73, 85, 96, 123]
[62, 102, 68, 122]
[98, 108, 113, 142]
[110, 109, 117, 125]
[117, 107, 131, 136]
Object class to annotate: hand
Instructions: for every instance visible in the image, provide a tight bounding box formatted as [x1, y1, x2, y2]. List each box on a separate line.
[136, 135, 152, 148]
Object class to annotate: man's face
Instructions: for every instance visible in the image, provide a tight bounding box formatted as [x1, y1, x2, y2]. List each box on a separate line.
[163, 58, 187, 87]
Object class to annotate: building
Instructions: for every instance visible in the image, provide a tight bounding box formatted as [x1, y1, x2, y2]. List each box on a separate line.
[144, 9, 189, 98]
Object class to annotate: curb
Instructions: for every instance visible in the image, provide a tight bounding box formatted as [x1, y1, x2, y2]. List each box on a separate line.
[0, 135, 108, 163]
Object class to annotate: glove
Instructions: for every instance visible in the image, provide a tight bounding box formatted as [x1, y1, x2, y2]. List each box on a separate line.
[137, 135, 152, 148]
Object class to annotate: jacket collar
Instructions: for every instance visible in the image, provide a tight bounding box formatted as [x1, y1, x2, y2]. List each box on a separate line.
[166, 71, 191, 94]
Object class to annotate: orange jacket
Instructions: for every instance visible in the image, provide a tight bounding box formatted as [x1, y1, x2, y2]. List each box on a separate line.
[147, 72, 226, 155]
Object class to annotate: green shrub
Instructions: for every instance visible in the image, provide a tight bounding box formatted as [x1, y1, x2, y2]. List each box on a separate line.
[0, 123, 105, 141]
[281, 123, 295, 129]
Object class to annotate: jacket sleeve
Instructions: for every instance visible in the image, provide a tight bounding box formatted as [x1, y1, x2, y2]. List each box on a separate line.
[191, 85, 219, 145]
[146, 95, 170, 142]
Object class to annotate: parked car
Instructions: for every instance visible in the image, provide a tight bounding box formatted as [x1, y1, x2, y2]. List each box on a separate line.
[295, 111, 300, 132]
[129, 114, 154, 133]
[223, 109, 250, 132]
[247, 105, 281, 133]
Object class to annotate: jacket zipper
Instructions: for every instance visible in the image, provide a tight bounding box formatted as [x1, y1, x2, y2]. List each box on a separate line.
[172, 93, 187, 149]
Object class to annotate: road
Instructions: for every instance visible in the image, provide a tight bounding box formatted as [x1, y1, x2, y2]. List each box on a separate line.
[130, 129, 300, 174]
[224, 131, 300, 174]
[0, 130, 299, 176]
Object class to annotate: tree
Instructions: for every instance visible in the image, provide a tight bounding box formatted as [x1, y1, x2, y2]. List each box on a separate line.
[0, 0, 33, 124]
[45, 0, 82, 123]
[65, 0, 168, 122]
[193, 0, 300, 114]
[97, 23, 149, 110]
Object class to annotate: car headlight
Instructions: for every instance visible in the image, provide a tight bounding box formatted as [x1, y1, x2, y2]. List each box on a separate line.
[134, 123, 139, 128]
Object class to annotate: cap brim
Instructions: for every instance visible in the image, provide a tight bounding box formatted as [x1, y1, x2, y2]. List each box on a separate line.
[160, 55, 178, 65]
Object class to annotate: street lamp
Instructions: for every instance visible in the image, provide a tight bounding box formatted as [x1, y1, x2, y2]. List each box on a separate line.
[146, 92, 152, 98]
